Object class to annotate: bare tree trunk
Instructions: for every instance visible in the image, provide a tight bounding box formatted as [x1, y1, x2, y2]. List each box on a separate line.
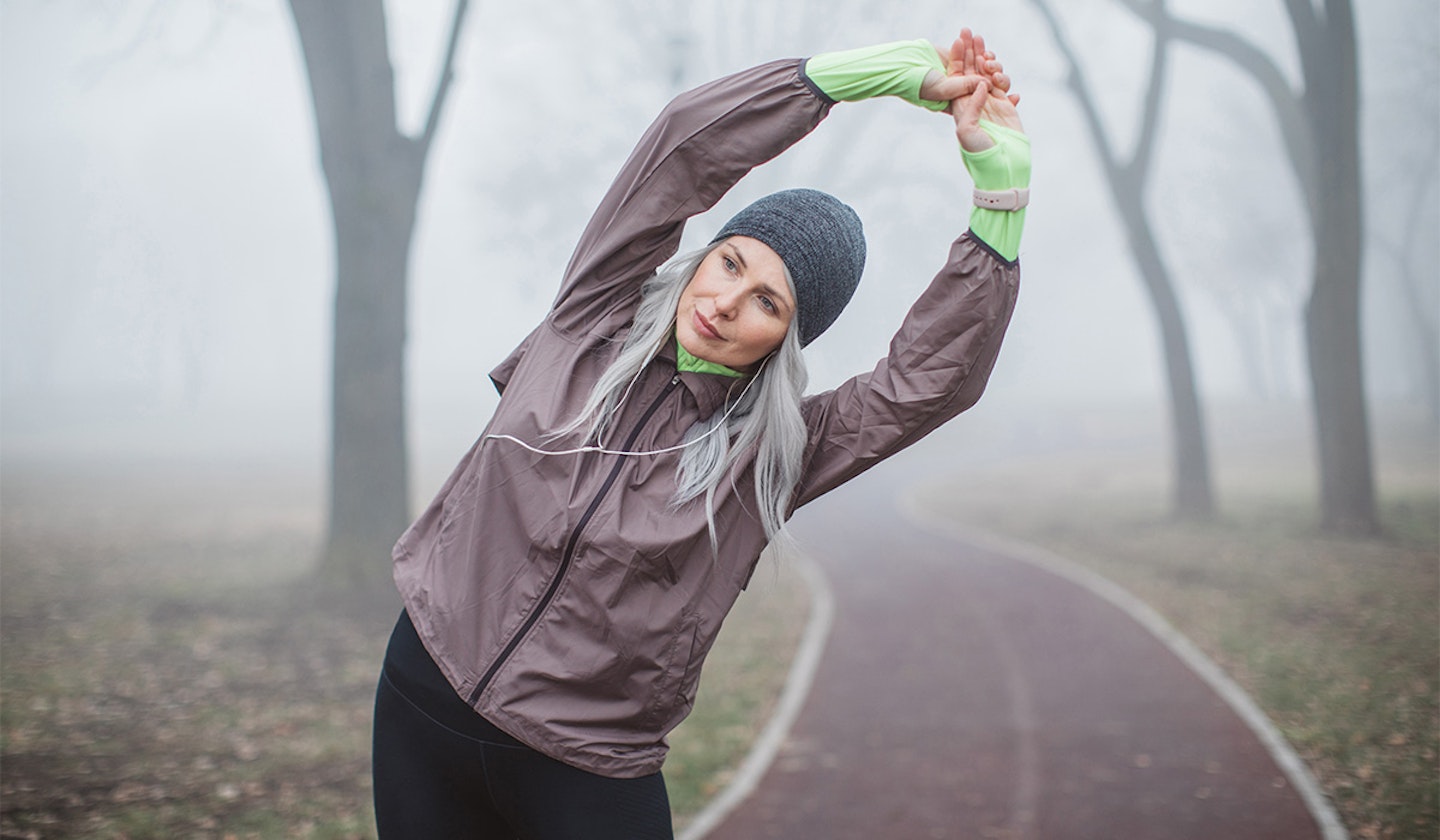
[1304, 11, 1375, 532]
[1117, 0, 1378, 534]
[1119, 197, 1215, 517]
[1032, 0, 1216, 520]
[287, 0, 472, 588]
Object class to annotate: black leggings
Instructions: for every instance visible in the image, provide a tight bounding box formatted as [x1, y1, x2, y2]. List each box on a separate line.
[372, 611, 674, 839]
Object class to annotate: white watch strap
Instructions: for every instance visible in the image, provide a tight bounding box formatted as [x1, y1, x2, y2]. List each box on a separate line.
[973, 187, 1030, 211]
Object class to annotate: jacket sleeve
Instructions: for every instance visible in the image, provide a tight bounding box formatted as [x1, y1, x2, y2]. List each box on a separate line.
[792, 233, 1020, 509]
[549, 59, 833, 334]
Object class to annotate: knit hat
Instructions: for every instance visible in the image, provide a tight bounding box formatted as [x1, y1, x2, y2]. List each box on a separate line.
[712, 188, 866, 347]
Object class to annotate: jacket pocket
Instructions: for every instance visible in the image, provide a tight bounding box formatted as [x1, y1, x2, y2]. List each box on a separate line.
[435, 468, 480, 551]
[644, 608, 703, 731]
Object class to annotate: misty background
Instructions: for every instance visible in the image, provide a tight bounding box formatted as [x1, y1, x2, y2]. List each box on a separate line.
[2, 0, 1436, 510]
[2, 1, 1438, 835]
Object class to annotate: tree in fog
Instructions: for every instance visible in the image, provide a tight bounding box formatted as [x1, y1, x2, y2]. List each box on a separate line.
[1028, 0, 1215, 520]
[287, 1, 472, 588]
[1373, 126, 1440, 422]
[1112, 0, 1376, 532]
[1364, 7, 1439, 423]
[1183, 144, 1305, 404]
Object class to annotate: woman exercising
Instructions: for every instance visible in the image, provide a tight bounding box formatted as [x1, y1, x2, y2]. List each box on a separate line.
[373, 26, 1029, 839]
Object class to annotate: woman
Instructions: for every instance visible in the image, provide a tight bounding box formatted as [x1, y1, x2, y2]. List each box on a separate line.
[373, 27, 1029, 839]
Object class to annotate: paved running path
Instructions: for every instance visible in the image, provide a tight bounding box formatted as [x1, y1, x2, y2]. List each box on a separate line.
[700, 466, 1325, 840]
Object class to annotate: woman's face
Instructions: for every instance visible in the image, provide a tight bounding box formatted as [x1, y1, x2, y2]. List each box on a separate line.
[676, 236, 795, 371]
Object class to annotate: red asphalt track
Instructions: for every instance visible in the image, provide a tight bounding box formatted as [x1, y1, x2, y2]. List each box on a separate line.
[699, 470, 1328, 840]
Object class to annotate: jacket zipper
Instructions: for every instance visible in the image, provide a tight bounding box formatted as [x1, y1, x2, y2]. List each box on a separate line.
[469, 374, 683, 704]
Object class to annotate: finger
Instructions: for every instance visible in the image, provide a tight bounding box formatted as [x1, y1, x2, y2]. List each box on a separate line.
[955, 79, 989, 128]
[1009, 92, 1021, 106]
[955, 83, 997, 152]
[984, 65, 1010, 93]
[933, 73, 986, 101]
[983, 50, 1010, 91]
[955, 28, 972, 71]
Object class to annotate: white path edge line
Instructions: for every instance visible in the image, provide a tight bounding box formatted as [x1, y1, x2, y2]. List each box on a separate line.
[680, 550, 836, 840]
[898, 491, 1349, 840]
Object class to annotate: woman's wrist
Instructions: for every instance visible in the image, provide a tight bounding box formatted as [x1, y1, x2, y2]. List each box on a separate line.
[962, 120, 1029, 262]
[962, 119, 1031, 192]
[961, 120, 1031, 190]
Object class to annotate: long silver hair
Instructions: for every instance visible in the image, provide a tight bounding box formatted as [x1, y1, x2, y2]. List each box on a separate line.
[556, 242, 809, 546]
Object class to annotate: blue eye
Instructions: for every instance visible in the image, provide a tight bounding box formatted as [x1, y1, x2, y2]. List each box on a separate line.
[759, 296, 776, 312]
[723, 257, 737, 273]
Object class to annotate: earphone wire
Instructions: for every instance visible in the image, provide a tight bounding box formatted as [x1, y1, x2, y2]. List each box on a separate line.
[484, 354, 769, 458]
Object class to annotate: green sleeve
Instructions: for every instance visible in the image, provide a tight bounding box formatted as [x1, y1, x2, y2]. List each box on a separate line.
[803, 39, 948, 112]
[962, 119, 1031, 262]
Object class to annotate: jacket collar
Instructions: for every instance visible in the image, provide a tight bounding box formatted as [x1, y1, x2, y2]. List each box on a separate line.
[655, 341, 750, 420]
[675, 339, 744, 379]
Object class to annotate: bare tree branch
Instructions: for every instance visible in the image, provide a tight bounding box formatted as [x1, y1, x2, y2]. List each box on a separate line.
[1128, 0, 1172, 184]
[417, 0, 473, 157]
[1115, 0, 1375, 531]
[1031, 1, 1122, 180]
[1032, 0, 1216, 518]
[1283, 0, 1321, 60]
[1112, 0, 1317, 214]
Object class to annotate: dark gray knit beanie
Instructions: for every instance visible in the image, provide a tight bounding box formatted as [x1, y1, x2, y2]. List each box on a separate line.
[711, 188, 866, 347]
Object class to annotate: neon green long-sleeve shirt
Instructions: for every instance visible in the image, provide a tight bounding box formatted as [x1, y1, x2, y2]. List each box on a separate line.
[805, 40, 1030, 261]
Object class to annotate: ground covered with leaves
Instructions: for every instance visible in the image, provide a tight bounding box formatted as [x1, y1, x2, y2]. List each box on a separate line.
[0, 462, 807, 839]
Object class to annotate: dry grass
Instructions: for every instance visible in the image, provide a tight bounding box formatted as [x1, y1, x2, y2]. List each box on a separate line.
[915, 402, 1439, 840]
[0, 459, 808, 838]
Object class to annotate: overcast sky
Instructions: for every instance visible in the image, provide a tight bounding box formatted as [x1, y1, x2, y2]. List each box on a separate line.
[2, 0, 1434, 487]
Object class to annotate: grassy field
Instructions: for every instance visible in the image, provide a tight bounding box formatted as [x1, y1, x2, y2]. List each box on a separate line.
[0, 460, 809, 839]
[914, 403, 1439, 840]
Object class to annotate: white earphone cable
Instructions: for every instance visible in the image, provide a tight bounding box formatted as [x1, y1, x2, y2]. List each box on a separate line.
[484, 355, 768, 458]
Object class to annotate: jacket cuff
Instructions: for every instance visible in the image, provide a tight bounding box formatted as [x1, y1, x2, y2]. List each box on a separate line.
[803, 39, 948, 111]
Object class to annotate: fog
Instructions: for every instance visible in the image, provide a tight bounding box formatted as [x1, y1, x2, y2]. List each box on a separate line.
[2, 2, 1437, 835]
[4, 0, 1431, 496]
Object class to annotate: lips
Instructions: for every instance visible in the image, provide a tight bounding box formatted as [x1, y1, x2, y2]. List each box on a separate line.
[693, 310, 723, 341]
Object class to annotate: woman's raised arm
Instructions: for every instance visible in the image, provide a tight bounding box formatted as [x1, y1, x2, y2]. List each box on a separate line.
[792, 29, 1030, 506]
[549, 32, 1019, 335]
[550, 60, 832, 334]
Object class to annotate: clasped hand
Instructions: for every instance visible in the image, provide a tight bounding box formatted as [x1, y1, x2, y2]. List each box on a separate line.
[919, 28, 1025, 153]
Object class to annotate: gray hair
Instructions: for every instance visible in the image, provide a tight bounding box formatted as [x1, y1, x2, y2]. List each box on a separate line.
[556, 242, 809, 547]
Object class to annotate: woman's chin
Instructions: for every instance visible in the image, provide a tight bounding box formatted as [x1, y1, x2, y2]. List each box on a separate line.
[677, 329, 717, 362]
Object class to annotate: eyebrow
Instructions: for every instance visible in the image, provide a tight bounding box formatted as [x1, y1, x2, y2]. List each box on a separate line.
[759, 281, 793, 313]
[728, 242, 794, 312]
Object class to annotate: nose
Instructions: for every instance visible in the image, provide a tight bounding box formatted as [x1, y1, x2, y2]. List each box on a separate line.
[713, 286, 743, 318]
